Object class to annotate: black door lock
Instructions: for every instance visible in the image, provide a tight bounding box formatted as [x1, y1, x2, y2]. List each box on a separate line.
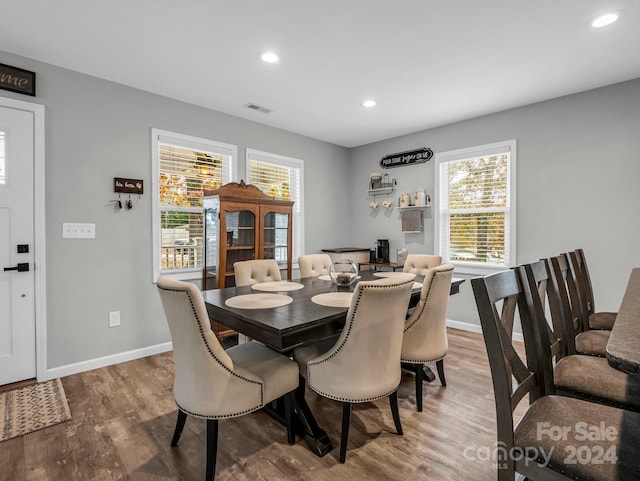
[4, 263, 29, 272]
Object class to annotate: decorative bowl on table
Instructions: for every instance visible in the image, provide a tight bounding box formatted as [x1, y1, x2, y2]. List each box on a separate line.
[329, 259, 359, 286]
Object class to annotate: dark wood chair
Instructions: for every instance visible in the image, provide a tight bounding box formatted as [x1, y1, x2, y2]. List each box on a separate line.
[551, 253, 609, 357]
[571, 248, 617, 330]
[472, 269, 640, 481]
[522, 260, 640, 412]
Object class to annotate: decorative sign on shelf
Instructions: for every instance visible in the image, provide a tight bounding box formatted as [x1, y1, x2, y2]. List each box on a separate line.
[380, 147, 433, 169]
[114, 177, 144, 194]
[0, 63, 36, 96]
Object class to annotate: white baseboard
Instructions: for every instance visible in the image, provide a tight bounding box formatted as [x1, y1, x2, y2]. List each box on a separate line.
[46, 341, 173, 380]
[44, 320, 522, 381]
[446, 318, 523, 343]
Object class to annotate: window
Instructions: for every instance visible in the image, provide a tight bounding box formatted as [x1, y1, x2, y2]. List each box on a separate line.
[435, 140, 516, 274]
[152, 129, 236, 281]
[246, 148, 304, 267]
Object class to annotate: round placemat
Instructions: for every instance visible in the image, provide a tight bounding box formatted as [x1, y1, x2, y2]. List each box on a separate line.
[251, 281, 305, 292]
[311, 292, 353, 308]
[373, 271, 416, 279]
[225, 293, 293, 309]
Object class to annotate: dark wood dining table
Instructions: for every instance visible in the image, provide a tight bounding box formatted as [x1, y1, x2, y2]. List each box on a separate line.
[606, 267, 640, 375]
[202, 271, 464, 456]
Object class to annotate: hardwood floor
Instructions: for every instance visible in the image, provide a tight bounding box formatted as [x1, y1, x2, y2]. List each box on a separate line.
[1, 328, 515, 481]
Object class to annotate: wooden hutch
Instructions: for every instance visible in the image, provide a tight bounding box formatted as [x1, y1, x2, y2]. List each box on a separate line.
[202, 181, 293, 341]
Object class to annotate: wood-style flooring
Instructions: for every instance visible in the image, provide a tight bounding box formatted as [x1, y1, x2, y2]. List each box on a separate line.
[1, 328, 515, 481]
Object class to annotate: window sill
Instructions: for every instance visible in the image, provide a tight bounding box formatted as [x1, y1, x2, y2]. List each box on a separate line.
[449, 262, 510, 277]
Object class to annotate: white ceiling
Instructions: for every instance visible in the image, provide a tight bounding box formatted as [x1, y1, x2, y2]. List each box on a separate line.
[2, 1, 639, 148]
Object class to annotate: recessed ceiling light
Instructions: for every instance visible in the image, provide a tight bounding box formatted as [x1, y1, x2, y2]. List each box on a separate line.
[362, 100, 376, 108]
[591, 12, 618, 28]
[261, 52, 279, 63]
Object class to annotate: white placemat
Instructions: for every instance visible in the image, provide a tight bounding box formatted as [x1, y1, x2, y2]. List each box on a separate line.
[225, 293, 293, 309]
[373, 271, 416, 279]
[311, 292, 353, 308]
[251, 281, 305, 292]
[413, 282, 423, 290]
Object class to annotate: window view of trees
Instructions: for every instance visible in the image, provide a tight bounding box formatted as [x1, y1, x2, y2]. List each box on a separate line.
[446, 154, 509, 265]
[159, 146, 224, 271]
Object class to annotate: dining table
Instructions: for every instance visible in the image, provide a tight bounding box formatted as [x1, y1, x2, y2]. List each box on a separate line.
[606, 267, 640, 375]
[202, 270, 465, 456]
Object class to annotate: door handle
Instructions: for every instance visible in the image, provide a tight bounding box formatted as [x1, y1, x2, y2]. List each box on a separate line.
[3, 263, 29, 272]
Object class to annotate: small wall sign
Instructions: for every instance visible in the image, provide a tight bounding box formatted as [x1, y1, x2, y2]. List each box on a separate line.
[114, 177, 144, 194]
[0, 63, 36, 96]
[380, 147, 433, 169]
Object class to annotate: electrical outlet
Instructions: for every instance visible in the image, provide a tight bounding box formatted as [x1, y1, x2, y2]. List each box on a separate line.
[109, 311, 120, 327]
[63, 222, 96, 239]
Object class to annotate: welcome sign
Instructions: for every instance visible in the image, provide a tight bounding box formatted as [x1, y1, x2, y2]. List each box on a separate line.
[0, 63, 36, 96]
[380, 147, 433, 169]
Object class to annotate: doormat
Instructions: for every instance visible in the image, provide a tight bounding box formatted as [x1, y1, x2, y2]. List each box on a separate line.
[1, 378, 71, 442]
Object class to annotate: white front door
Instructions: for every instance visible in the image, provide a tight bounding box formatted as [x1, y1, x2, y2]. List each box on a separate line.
[0, 104, 36, 385]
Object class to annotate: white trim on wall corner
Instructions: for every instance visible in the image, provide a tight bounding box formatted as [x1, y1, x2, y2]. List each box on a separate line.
[46, 342, 173, 380]
[446, 319, 523, 343]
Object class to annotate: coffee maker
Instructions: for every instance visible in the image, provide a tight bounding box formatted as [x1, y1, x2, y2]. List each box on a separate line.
[376, 239, 390, 263]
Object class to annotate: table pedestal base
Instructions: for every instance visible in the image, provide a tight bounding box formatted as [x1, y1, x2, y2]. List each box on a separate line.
[262, 377, 333, 457]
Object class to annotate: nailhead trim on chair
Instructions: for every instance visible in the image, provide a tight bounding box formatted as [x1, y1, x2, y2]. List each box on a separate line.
[307, 278, 414, 403]
[158, 284, 264, 418]
[401, 266, 453, 364]
[402, 356, 445, 364]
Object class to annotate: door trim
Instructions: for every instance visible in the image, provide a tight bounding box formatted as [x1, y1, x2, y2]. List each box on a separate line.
[0, 95, 46, 381]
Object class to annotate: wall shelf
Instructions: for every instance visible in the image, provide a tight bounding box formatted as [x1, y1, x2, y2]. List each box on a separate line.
[367, 187, 395, 196]
[397, 205, 430, 211]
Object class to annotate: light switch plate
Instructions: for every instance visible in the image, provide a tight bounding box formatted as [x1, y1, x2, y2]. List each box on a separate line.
[62, 223, 96, 239]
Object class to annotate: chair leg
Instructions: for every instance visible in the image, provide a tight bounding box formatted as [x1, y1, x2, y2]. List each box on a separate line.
[283, 390, 295, 445]
[389, 390, 403, 435]
[171, 409, 188, 447]
[414, 364, 424, 412]
[436, 359, 446, 387]
[205, 419, 219, 481]
[339, 402, 352, 463]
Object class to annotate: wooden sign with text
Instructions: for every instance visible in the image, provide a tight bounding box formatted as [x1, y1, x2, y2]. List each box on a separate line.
[0, 63, 36, 96]
[114, 178, 144, 194]
[380, 147, 433, 169]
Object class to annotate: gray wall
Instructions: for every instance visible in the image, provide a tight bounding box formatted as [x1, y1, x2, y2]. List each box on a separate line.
[0, 50, 350, 369]
[3, 46, 639, 371]
[348, 78, 640, 326]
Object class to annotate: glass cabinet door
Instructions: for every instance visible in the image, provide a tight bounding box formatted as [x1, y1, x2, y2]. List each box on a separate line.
[224, 209, 256, 274]
[263, 211, 289, 267]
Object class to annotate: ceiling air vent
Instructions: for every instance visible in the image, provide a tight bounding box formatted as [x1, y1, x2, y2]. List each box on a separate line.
[245, 103, 272, 114]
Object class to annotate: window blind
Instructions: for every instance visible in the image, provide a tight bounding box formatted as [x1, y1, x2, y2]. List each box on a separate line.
[154, 132, 234, 276]
[247, 149, 304, 266]
[437, 140, 515, 271]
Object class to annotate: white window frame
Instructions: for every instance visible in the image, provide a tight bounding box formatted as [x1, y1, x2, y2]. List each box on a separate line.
[245, 148, 305, 269]
[434, 139, 516, 275]
[151, 128, 236, 282]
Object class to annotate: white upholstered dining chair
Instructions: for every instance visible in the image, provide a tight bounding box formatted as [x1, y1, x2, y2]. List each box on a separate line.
[233, 259, 282, 286]
[293, 276, 414, 463]
[298, 253, 332, 278]
[401, 263, 454, 412]
[156, 276, 299, 481]
[402, 254, 442, 275]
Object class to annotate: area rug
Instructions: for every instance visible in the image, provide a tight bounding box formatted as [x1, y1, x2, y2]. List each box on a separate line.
[0, 378, 71, 442]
